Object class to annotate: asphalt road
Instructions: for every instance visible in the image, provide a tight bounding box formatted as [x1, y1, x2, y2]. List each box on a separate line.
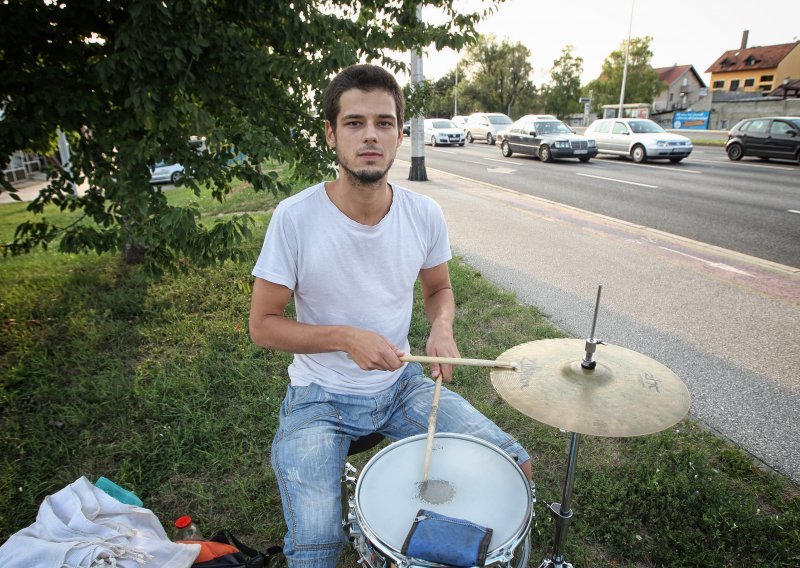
[388, 147, 800, 485]
[399, 142, 800, 268]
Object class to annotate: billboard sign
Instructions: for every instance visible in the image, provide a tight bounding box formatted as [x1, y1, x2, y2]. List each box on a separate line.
[673, 111, 709, 130]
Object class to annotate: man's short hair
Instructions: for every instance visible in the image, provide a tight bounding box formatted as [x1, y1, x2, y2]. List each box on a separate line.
[323, 64, 404, 132]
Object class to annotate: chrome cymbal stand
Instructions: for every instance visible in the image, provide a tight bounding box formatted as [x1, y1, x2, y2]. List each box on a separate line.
[540, 285, 603, 568]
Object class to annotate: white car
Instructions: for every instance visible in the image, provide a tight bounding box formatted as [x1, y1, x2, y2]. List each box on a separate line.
[149, 161, 185, 184]
[584, 118, 693, 163]
[424, 118, 466, 146]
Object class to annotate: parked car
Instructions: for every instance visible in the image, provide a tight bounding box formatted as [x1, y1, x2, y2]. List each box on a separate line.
[451, 115, 468, 128]
[499, 117, 597, 162]
[464, 112, 513, 145]
[403, 121, 411, 136]
[725, 116, 800, 164]
[584, 118, 693, 163]
[424, 118, 466, 146]
[149, 161, 185, 184]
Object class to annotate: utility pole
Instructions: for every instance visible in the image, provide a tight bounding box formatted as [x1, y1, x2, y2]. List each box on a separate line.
[408, 5, 427, 181]
[454, 64, 459, 116]
[618, 0, 635, 118]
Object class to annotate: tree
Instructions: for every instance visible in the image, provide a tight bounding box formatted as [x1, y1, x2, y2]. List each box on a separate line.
[542, 46, 584, 120]
[585, 36, 664, 114]
[0, 0, 501, 274]
[461, 35, 534, 117]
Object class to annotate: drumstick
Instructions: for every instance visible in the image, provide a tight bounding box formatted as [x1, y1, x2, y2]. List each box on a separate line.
[421, 374, 443, 484]
[401, 355, 518, 370]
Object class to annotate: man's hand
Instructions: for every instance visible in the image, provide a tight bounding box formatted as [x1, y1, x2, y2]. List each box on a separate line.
[425, 323, 460, 382]
[345, 327, 405, 371]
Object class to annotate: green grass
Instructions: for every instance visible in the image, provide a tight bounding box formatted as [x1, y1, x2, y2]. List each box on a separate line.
[1, 174, 798, 567]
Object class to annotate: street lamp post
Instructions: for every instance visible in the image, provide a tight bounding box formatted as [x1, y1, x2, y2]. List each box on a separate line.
[618, 0, 635, 118]
[408, 5, 427, 181]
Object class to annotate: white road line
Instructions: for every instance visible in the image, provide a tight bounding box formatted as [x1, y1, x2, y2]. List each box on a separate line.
[789, 210, 800, 215]
[485, 157, 518, 164]
[602, 160, 702, 174]
[659, 247, 754, 277]
[576, 173, 658, 189]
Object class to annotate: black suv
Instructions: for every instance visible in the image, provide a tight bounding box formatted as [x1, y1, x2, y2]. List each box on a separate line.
[726, 117, 800, 164]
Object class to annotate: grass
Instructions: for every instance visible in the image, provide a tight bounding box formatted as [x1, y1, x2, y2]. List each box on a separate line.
[1, 173, 798, 567]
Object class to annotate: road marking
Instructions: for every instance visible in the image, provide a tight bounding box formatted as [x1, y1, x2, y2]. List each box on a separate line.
[789, 210, 800, 215]
[576, 173, 658, 189]
[602, 159, 703, 174]
[487, 167, 515, 174]
[485, 157, 518, 165]
[659, 247, 754, 276]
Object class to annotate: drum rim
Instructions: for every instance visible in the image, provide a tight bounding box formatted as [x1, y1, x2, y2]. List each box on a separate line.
[353, 432, 532, 563]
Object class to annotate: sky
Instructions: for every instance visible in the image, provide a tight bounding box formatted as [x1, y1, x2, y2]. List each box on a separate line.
[416, 0, 800, 87]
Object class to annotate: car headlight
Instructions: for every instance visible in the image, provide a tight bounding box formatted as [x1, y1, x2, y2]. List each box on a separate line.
[656, 140, 668, 147]
[554, 141, 570, 148]
[587, 140, 596, 147]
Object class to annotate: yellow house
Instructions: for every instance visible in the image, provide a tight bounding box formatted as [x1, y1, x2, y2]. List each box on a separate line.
[706, 32, 800, 94]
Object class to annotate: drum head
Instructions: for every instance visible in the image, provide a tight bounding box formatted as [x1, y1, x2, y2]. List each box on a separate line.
[355, 433, 531, 556]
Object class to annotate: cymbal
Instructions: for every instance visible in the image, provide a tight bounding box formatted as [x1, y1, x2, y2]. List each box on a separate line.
[491, 339, 690, 437]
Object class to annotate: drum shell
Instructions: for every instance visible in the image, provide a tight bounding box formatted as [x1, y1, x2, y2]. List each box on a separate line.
[351, 433, 533, 567]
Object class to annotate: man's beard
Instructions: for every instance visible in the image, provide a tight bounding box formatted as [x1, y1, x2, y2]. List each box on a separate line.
[337, 150, 395, 186]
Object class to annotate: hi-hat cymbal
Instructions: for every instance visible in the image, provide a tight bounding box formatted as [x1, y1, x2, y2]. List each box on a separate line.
[491, 338, 690, 437]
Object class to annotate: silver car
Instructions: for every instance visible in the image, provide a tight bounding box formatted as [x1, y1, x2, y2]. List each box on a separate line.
[424, 118, 465, 146]
[585, 118, 693, 163]
[149, 161, 185, 184]
[464, 112, 513, 145]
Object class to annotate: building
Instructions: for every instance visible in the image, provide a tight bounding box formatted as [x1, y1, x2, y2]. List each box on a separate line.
[652, 65, 708, 112]
[706, 31, 800, 95]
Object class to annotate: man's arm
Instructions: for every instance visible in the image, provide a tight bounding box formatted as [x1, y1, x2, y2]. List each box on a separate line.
[248, 277, 404, 371]
[419, 262, 460, 382]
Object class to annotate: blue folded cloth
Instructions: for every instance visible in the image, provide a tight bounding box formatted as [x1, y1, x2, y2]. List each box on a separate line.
[402, 509, 493, 567]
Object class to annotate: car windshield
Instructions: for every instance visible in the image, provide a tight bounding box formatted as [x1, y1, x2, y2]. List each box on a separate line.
[489, 115, 512, 125]
[535, 121, 572, 134]
[628, 120, 665, 134]
[432, 120, 456, 129]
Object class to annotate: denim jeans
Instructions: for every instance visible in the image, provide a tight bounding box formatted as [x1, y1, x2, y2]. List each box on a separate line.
[270, 362, 531, 568]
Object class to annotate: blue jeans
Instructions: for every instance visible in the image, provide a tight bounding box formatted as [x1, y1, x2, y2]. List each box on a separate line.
[270, 363, 531, 568]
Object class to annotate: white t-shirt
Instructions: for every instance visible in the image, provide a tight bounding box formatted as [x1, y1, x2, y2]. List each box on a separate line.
[252, 182, 452, 394]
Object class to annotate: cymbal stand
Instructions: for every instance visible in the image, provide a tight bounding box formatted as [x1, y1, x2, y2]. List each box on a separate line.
[541, 285, 604, 568]
[540, 432, 581, 568]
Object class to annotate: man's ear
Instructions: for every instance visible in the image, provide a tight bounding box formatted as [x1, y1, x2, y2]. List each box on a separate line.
[325, 120, 336, 148]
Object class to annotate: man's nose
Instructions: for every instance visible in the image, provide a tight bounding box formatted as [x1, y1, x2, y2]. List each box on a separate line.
[363, 122, 378, 142]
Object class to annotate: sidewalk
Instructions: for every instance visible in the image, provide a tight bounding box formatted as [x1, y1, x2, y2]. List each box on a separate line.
[390, 160, 800, 484]
[1, 174, 87, 205]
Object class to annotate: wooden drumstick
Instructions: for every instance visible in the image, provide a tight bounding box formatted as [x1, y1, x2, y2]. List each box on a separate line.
[401, 355, 518, 370]
[421, 374, 443, 484]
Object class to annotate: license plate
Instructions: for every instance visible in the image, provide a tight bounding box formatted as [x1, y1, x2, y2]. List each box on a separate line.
[574, 150, 587, 155]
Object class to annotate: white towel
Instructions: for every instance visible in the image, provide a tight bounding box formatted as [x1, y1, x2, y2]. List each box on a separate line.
[0, 476, 200, 567]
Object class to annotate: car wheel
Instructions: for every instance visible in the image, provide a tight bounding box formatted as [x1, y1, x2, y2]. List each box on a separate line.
[170, 171, 183, 183]
[431, 136, 438, 147]
[669, 157, 683, 163]
[458, 142, 465, 147]
[487, 133, 495, 145]
[539, 145, 553, 163]
[726, 143, 743, 161]
[501, 140, 513, 157]
[579, 156, 590, 162]
[631, 145, 646, 163]
[466, 132, 474, 143]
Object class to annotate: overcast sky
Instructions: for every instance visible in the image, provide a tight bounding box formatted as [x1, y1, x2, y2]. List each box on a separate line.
[417, 0, 800, 87]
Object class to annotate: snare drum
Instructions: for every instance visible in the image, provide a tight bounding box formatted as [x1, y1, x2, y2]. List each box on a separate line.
[349, 433, 533, 568]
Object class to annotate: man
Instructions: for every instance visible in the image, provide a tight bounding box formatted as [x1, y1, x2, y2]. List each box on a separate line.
[249, 64, 531, 567]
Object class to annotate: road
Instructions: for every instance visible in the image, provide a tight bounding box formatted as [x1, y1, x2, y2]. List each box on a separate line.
[399, 142, 800, 268]
[389, 143, 800, 484]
